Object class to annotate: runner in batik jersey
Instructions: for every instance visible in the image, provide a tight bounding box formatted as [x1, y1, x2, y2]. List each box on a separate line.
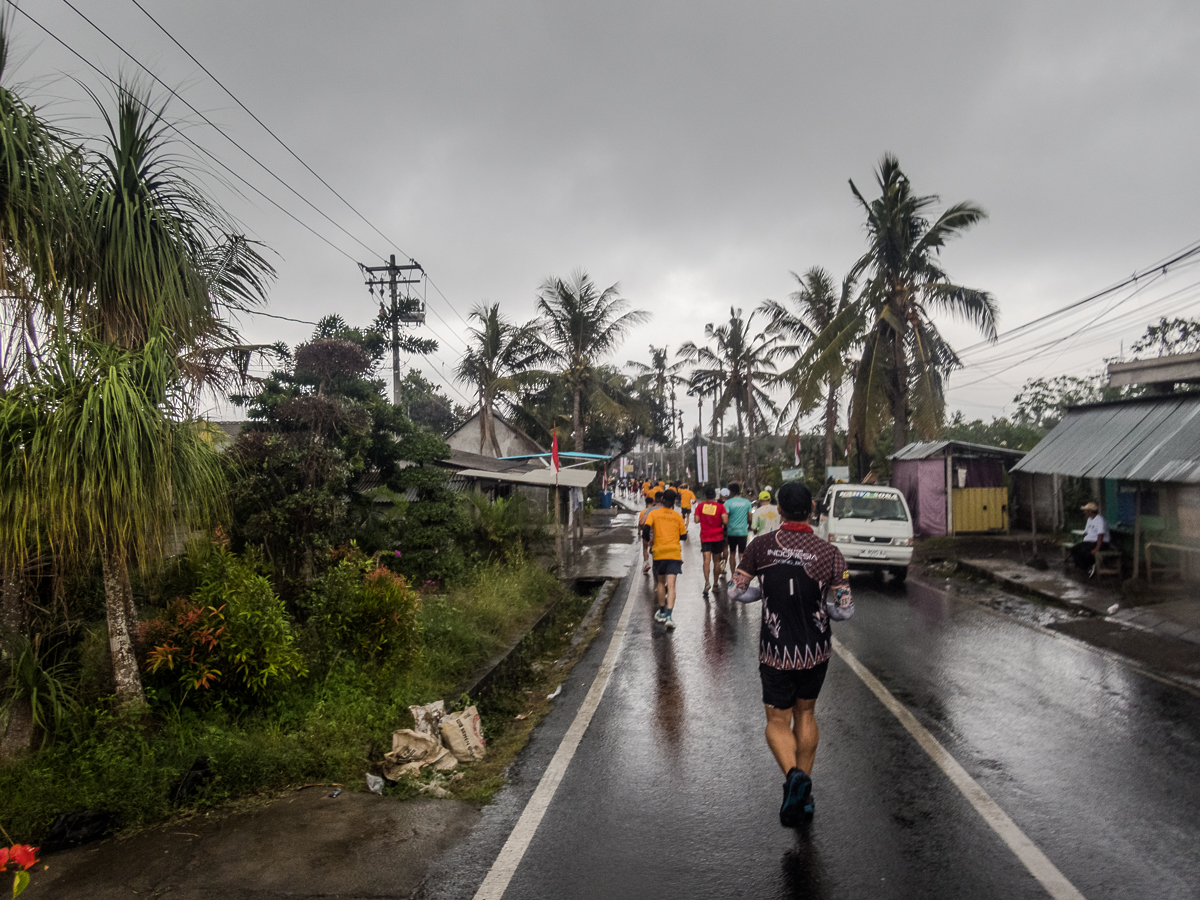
[729, 481, 854, 827]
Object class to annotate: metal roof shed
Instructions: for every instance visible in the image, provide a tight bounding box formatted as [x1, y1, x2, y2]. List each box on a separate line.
[1010, 394, 1200, 484]
[1010, 393, 1200, 578]
[890, 441, 1026, 536]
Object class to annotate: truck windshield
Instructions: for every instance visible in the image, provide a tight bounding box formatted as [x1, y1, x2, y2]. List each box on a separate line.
[831, 491, 909, 522]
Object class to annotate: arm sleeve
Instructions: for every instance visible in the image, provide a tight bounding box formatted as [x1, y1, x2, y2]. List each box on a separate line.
[826, 547, 854, 621]
[678, 516, 688, 541]
[729, 540, 761, 601]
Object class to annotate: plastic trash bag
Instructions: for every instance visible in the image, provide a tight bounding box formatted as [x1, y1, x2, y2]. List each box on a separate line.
[409, 700, 444, 735]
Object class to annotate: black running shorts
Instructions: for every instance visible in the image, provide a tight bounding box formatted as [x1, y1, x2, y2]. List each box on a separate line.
[726, 534, 748, 553]
[652, 559, 683, 576]
[760, 661, 829, 709]
[642, 526, 651, 543]
[701, 540, 725, 554]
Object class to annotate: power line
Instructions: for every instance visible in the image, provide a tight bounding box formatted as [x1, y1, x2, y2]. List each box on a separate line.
[5, 1, 363, 266]
[128, 0, 408, 264]
[955, 239, 1200, 359]
[55, 0, 387, 262]
[126, 0, 475, 330]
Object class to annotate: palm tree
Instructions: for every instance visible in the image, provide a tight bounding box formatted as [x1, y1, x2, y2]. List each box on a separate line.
[2, 338, 225, 706]
[454, 303, 542, 457]
[627, 344, 686, 446]
[66, 86, 273, 373]
[0, 21, 77, 389]
[535, 269, 648, 451]
[1, 84, 267, 706]
[680, 308, 777, 492]
[762, 268, 859, 468]
[847, 154, 996, 451]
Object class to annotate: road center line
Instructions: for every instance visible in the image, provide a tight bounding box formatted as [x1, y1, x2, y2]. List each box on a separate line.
[473, 558, 641, 900]
[832, 637, 1087, 900]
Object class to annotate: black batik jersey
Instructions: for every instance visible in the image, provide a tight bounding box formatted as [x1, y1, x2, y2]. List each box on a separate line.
[735, 527, 851, 671]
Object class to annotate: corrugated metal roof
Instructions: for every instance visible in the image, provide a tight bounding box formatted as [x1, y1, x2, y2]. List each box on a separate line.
[1011, 393, 1200, 483]
[890, 440, 1027, 461]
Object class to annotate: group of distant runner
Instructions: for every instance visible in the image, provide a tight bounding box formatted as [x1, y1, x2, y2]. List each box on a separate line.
[623, 474, 854, 828]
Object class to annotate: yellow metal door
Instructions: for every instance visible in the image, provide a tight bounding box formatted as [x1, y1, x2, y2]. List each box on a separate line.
[952, 488, 1009, 533]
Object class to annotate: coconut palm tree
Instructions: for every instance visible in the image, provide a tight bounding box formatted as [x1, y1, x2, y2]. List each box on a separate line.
[627, 344, 686, 446]
[680, 308, 778, 492]
[454, 303, 542, 457]
[848, 154, 996, 450]
[535, 269, 648, 451]
[762, 268, 859, 468]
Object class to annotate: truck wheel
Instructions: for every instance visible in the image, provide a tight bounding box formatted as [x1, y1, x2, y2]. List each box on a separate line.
[890, 567, 908, 584]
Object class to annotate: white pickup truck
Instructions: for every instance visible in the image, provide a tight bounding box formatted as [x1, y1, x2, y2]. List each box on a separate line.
[815, 485, 914, 583]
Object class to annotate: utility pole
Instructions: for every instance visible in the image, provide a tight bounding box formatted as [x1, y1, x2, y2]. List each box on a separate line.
[361, 254, 425, 405]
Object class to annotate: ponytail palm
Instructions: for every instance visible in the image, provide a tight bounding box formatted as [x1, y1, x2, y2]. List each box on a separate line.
[66, 85, 272, 379]
[0, 23, 77, 387]
[1, 337, 225, 704]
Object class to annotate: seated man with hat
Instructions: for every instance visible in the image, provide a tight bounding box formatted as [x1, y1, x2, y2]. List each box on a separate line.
[1069, 501, 1110, 576]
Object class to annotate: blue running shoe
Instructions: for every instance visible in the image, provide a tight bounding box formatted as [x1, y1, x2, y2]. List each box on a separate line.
[780, 768, 812, 827]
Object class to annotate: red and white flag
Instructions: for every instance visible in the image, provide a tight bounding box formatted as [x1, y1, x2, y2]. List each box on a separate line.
[794, 436, 802, 466]
[551, 429, 561, 471]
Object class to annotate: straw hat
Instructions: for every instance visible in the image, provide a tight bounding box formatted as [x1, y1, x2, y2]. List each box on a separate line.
[1081, 501, 1099, 514]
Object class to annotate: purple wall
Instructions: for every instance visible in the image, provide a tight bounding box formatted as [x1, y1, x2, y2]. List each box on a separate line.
[894, 459, 948, 536]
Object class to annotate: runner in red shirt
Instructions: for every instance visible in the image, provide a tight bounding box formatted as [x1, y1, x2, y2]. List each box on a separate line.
[693, 485, 729, 596]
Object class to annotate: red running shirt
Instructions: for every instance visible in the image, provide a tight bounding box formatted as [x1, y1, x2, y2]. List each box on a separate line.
[695, 501, 728, 543]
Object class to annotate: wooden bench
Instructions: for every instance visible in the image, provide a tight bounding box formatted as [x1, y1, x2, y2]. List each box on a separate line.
[1060, 539, 1120, 578]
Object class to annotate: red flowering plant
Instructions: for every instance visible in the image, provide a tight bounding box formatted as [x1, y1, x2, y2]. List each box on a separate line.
[138, 598, 227, 699]
[0, 840, 39, 897]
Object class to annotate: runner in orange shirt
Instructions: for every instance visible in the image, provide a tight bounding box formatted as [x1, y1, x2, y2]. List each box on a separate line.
[645, 489, 688, 629]
[678, 482, 696, 526]
[638, 491, 661, 575]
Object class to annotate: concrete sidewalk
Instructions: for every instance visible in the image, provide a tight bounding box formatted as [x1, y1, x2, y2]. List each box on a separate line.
[960, 557, 1200, 647]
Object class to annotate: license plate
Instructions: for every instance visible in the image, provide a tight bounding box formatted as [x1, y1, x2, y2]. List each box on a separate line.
[860, 549, 888, 559]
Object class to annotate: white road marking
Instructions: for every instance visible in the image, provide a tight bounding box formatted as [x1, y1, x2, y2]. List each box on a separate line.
[833, 637, 1088, 900]
[473, 562, 640, 900]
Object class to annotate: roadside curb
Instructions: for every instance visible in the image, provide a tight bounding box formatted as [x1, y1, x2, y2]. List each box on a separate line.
[954, 559, 1111, 615]
[451, 576, 622, 704]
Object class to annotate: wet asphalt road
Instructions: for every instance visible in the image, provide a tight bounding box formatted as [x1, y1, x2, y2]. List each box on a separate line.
[420, 508, 1200, 900]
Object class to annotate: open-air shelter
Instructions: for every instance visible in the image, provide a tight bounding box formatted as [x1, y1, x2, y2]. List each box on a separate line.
[1010, 392, 1200, 580]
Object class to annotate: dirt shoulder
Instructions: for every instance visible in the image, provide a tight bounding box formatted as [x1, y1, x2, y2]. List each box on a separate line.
[36, 789, 477, 900]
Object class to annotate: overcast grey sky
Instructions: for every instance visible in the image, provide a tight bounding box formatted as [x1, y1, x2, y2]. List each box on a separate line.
[11, 0, 1200, 433]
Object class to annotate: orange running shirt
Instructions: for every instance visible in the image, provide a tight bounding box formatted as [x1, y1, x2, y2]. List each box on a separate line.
[645, 507, 687, 561]
[679, 487, 696, 511]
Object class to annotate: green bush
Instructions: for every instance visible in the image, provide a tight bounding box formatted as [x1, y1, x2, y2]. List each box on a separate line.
[304, 557, 421, 667]
[463, 491, 549, 561]
[139, 549, 305, 704]
[0, 557, 566, 842]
